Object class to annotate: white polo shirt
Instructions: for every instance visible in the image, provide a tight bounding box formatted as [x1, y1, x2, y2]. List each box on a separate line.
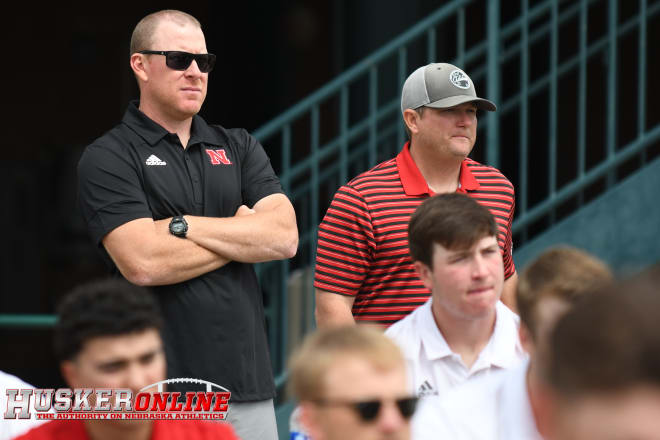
[385, 299, 525, 397]
[0, 370, 51, 440]
[411, 359, 543, 440]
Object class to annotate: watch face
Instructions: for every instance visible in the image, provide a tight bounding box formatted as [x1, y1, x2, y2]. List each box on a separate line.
[172, 222, 185, 233]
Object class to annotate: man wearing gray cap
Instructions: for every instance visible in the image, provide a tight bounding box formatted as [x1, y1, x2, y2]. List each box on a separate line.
[314, 63, 517, 328]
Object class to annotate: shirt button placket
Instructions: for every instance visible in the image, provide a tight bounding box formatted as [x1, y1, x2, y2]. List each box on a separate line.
[184, 149, 203, 207]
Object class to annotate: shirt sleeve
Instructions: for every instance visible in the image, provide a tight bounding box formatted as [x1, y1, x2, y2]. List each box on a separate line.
[77, 142, 153, 246]
[236, 129, 284, 207]
[314, 185, 375, 296]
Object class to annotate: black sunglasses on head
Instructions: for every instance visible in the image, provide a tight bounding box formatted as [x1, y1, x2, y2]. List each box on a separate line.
[139, 50, 216, 73]
[314, 396, 418, 422]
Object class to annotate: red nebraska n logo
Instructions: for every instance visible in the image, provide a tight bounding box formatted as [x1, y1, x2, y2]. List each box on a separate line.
[205, 149, 232, 165]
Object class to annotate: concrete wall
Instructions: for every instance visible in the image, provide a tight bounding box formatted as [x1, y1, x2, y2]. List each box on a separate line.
[514, 157, 660, 275]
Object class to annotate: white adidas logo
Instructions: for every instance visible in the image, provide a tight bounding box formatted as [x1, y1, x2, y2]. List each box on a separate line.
[145, 155, 167, 166]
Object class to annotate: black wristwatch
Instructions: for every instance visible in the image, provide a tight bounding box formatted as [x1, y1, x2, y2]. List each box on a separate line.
[169, 216, 188, 238]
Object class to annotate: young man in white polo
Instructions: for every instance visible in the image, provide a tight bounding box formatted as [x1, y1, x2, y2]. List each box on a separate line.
[411, 246, 613, 439]
[385, 193, 524, 397]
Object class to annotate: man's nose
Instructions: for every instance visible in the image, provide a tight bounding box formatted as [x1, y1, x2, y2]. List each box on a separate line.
[457, 110, 474, 126]
[471, 255, 489, 278]
[376, 401, 409, 433]
[185, 60, 204, 76]
[124, 365, 152, 394]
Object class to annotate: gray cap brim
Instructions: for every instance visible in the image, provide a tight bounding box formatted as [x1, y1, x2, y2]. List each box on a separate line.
[424, 95, 497, 112]
[402, 63, 498, 113]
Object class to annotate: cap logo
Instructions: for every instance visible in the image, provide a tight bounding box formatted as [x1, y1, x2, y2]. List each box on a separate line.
[449, 70, 471, 89]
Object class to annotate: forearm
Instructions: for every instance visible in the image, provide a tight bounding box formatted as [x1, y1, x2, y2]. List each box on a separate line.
[315, 289, 357, 328]
[501, 271, 518, 312]
[104, 218, 230, 286]
[136, 233, 230, 286]
[315, 309, 356, 328]
[185, 195, 298, 263]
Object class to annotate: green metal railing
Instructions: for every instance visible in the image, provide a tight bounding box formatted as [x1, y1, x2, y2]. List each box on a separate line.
[2, 0, 659, 401]
[251, 0, 660, 392]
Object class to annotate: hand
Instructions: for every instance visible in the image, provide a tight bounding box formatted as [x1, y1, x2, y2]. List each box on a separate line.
[235, 205, 256, 217]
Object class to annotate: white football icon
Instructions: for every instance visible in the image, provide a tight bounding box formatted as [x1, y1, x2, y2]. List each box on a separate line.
[140, 377, 231, 393]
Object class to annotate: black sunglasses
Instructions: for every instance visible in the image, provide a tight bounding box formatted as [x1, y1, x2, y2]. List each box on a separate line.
[139, 50, 216, 73]
[314, 396, 418, 422]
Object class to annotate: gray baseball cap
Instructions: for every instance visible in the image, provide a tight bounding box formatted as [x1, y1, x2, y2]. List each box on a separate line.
[401, 63, 496, 113]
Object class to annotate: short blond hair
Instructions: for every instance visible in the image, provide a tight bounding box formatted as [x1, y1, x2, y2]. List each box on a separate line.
[517, 246, 613, 341]
[130, 10, 201, 55]
[288, 326, 405, 401]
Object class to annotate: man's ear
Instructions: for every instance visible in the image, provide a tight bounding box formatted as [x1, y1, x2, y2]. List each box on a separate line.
[413, 260, 433, 290]
[299, 402, 324, 440]
[529, 377, 559, 439]
[519, 322, 535, 356]
[130, 53, 149, 82]
[403, 109, 421, 135]
[60, 360, 78, 389]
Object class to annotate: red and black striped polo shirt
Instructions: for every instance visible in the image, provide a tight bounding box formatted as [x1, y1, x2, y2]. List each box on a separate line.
[314, 143, 516, 326]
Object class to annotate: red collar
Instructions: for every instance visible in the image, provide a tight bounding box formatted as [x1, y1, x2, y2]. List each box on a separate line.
[395, 142, 480, 195]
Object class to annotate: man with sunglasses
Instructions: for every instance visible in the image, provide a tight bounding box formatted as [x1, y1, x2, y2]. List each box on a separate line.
[385, 194, 525, 398]
[289, 325, 417, 440]
[77, 10, 297, 440]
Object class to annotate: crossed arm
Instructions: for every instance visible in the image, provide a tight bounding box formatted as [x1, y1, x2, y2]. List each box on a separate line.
[102, 193, 298, 286]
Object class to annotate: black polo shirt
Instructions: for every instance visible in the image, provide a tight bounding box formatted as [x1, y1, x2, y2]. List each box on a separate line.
[77, 102, 282, 401]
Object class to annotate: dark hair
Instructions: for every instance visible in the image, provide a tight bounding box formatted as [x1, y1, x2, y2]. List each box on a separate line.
[548, 265, 660, 397]
[54, 278, 163, 361]
[408, 193, 497, 267]
[517, 246, 612, 341]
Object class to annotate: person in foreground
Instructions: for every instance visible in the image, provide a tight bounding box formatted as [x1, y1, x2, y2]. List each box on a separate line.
[412, 246, 612, 439]
[77, 10, 297, 440]
[289, 325, 418, 440]
[14, 278, 238, 440]
[542, 264, 660, 440]
[1, 370, 54, 439]
[385, 193, 525, 397]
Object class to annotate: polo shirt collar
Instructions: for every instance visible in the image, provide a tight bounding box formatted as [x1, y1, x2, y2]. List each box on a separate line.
[395, 142, 480, 195]
[421, 300, 522, 368]
[188, 114, 223, 147]
[121, 101, 222, 147]
[122, 101, 169, 146]
[418, 300, 454, 360]
[480, 302, 525, 369]
[457, 160, 480, 193]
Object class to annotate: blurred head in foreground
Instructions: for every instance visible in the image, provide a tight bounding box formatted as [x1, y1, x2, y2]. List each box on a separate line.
[517, 246, 613, 363]
[544, 264, 660, 440]
[55, 278, 166, 393]
[55, 278, 166, 437]
[289, 325, 416, 440]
